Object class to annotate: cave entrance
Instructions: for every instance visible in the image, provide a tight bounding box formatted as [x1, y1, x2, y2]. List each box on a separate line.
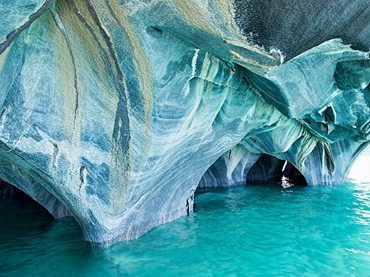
[0, 179, 53, 219]
[0, 178, 55, 241]
[348, 145, 370, 182]
[246, 154, 307, 188]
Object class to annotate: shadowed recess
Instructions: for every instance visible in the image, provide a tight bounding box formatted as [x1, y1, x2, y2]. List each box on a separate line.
[0, 179, 54, 218]
[247, 154, 307, 187]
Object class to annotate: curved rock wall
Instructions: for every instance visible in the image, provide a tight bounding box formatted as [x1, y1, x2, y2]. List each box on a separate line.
[0, 0, 369, 246]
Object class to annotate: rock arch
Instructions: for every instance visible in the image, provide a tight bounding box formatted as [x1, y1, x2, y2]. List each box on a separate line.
[0, 0, 369, 247]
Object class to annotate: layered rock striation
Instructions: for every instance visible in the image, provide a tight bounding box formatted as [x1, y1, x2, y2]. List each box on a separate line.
[0, 0, 369, 245]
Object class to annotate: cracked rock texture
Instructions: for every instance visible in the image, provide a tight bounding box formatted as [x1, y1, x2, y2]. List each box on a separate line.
[0, 0, 369, 246]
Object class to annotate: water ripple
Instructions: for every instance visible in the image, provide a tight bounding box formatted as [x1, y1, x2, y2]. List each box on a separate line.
[0, 183, 369, 275]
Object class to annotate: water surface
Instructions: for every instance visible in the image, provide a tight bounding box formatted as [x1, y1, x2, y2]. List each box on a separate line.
[1, 182, 370, 276]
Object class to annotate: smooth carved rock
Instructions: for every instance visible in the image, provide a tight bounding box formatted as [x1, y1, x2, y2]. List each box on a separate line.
[0, 0, 369, 246]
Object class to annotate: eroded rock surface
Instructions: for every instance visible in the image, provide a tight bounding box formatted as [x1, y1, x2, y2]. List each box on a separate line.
[0, 0, 369, 245]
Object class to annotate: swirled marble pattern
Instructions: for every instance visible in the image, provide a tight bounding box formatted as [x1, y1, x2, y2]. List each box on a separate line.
[0, 0, 369, 245]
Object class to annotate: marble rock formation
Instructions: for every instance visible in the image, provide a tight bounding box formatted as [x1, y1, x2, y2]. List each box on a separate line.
[0, 0, 369, 246]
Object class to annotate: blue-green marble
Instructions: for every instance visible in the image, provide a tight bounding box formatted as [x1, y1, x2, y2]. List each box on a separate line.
[0, 0, 369, 246]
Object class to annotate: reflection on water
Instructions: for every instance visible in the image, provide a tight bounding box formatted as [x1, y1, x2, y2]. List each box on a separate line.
[352, 183, 370, 227]
[0, 182, 370, 276]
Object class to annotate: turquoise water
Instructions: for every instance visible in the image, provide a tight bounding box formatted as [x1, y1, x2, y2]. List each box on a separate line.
[1, 182, 370, 276]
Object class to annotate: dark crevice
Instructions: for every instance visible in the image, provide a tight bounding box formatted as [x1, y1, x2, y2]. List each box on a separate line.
[247, 154, 307, 187]
[186, 191, 195, 215]
[85, 0, 131, 154]
[0, 179, 53, 218]
[323, 143, 335, 174]
[147, 26, 164, 37]
[281, 161, 307, 187]
[79, 166, 87, 195]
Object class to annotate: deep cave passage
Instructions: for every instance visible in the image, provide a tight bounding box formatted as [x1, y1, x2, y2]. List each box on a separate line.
[0, 179, 53, 218]
[247, 154, 307, 187]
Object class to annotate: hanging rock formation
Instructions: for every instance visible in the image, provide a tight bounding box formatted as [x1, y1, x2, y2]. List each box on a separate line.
[0, 0, 369, 246]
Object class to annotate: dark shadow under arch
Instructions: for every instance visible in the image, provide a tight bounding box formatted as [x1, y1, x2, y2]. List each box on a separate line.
[0, 179, 54, 219]
[247, 154, 307, 187]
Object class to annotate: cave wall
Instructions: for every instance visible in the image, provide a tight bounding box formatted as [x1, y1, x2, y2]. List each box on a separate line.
[0, 0, 369, 246]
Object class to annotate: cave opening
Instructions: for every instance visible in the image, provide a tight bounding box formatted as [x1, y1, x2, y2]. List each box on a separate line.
[0, 179, 53, 219]
[348, 145, 370, 182]
[0, 178, 56, 243]
[246, 154, 307, 188]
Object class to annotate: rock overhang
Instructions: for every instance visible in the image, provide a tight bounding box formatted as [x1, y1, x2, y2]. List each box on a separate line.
[0, 0, 369, 246]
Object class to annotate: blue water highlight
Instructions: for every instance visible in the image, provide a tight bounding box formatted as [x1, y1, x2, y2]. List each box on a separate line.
[1, 182, 369, 276]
